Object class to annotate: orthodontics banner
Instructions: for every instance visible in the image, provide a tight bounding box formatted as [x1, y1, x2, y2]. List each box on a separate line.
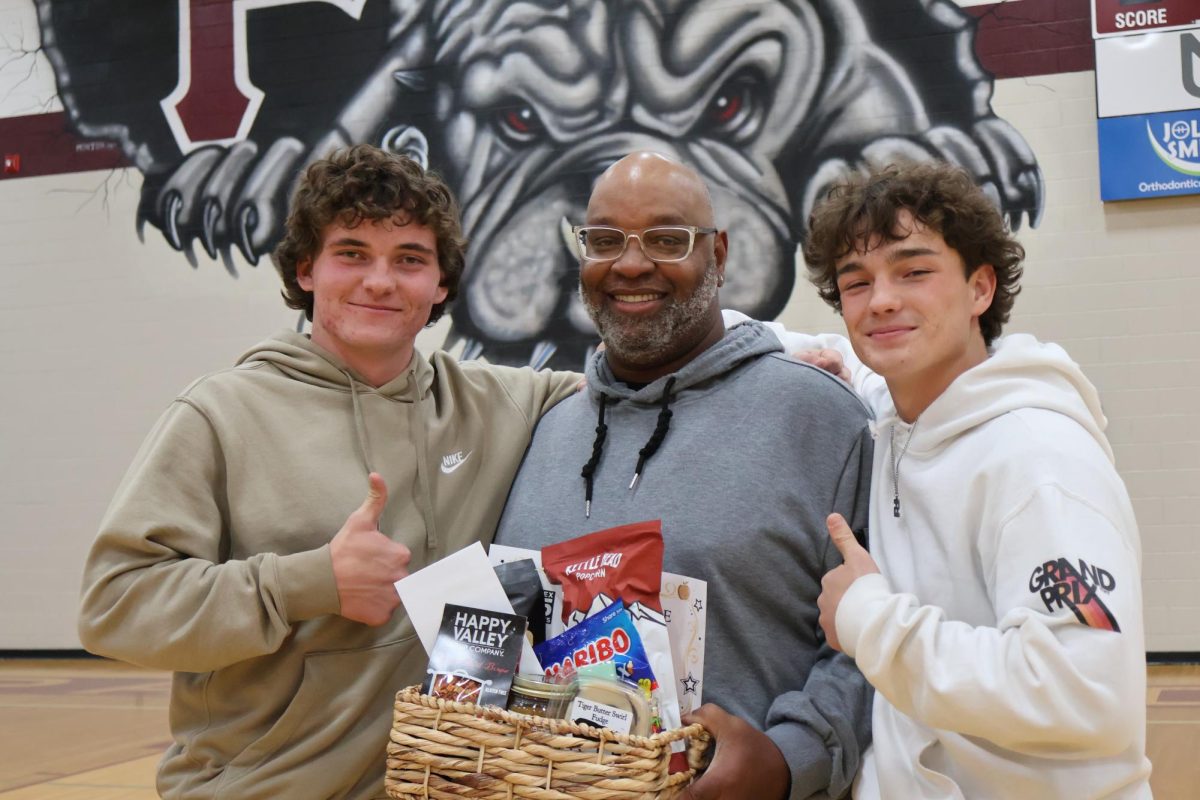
[1097, 108, 1200, 199]
[1095, 24, 1200, 199]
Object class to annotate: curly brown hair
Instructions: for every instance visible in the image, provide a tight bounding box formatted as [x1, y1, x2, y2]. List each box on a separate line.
[804, 161, 1023, 345]
[272, 144, 466, 325]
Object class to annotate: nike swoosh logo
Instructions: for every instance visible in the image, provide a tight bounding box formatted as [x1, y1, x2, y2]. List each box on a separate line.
[440, 450, 472, 474]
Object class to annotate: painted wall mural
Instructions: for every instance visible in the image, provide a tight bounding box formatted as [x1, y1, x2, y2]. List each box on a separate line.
[33, 0, 1044, 367]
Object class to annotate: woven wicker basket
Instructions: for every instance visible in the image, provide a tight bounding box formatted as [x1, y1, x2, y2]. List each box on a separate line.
[386, 686, 710, 799]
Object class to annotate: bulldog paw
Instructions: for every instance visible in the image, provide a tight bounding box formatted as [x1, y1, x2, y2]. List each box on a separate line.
[140, 138, 305, 272]
[800, 119, 1044, 236]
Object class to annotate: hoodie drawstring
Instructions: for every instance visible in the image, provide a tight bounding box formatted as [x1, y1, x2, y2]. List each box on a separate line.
[631, 376, 676, 490]
[346, 374, 377, 475]
[581, 376, 678, 517]
[581, 395, 608, 519]
[409, 370, 439, 550]
[346, 368, 438, 550]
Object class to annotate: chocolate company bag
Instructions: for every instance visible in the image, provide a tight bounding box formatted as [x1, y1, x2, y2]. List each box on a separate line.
[420, 604, 526, 707]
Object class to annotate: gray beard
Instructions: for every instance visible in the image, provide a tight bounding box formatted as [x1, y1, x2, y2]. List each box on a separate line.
[581, 258, 720, 370]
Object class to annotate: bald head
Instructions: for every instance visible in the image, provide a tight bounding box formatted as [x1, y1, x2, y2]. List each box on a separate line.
[588, 151, 716, 227]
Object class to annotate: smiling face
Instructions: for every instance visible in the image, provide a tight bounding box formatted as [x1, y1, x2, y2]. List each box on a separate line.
[835, 211, 996, 420]
[578, 153, 728, 383]
[297, 218, 448, 386]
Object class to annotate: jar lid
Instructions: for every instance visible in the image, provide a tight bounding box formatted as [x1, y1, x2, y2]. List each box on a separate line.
[512, 675, 575, 699]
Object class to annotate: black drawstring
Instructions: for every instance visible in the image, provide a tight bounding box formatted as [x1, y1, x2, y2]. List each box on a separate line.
[630, 376, 676, 490]
[581, 395, 608, 518]
[580, 376, 678, 516]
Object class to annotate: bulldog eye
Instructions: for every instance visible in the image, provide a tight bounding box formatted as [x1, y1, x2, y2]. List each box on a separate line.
[494, 101, 546, 145]
[702, 72, 764, 142]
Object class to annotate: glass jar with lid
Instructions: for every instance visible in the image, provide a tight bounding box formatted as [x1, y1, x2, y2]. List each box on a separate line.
[506, 675, 575, 719]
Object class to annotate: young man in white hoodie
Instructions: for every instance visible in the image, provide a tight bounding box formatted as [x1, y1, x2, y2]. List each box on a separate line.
[804, 162, 1153, 799]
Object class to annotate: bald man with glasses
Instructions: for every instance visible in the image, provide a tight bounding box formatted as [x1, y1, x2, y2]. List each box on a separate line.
[495, 152, 875, 800]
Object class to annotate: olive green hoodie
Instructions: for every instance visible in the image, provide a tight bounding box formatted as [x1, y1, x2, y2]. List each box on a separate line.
[78, 330, 579, 799]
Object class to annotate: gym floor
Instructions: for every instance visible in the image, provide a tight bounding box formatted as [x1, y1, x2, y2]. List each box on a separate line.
[0, 658, 1195, 798]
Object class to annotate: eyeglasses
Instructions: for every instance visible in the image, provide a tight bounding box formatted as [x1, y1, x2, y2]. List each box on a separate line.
[572, 225, 717, 262]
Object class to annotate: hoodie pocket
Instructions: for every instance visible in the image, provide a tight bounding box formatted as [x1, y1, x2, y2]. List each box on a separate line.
[218, 633, 423, 798]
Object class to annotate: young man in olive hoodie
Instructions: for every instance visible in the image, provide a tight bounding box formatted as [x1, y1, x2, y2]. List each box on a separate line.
[78, 145, 581, 799]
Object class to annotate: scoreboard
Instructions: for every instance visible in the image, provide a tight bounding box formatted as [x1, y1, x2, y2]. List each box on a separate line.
[1093, 1, 1200, 199]
[1093, 0, 1200, 37]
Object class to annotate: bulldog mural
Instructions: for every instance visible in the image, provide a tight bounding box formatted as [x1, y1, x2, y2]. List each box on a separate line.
[35, 0, 1043, 367]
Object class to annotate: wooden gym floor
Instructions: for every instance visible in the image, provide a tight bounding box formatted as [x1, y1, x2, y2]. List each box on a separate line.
[0, 659, 1196, 798]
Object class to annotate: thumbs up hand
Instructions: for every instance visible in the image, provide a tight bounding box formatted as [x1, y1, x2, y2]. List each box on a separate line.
[818, 513, 879, 652]
[330, 473, 412, 626]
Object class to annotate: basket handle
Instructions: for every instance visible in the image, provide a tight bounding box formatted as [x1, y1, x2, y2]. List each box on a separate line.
[678, 722, 713, 773]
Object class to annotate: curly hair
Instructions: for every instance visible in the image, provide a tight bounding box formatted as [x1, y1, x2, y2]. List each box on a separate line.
[271, 144, 466, 325]
[804, 161, 1024, 345]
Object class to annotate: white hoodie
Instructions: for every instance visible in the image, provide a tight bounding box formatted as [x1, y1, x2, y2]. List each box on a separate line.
[741, 314, 1153, 800]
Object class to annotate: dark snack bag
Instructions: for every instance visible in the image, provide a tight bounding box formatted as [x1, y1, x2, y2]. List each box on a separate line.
[541, 520, 665, 624]
[494, 559, 547, 644]
[420, 604, 527, 708]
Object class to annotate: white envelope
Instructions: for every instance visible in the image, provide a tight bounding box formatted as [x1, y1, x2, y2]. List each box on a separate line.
[395, 542, 541, 674]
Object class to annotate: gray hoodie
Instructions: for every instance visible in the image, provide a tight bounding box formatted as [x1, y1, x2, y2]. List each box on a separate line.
[495, 321, 875, 799]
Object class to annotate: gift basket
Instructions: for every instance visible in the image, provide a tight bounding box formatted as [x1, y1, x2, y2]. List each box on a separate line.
[386, 521, 711, 800]
[386, 686, 709, 799]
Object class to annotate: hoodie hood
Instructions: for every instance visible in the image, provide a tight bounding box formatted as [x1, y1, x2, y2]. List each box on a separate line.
[235, 329, 437, 479]
[236, 329, 435, 400]
[584, 320, 783, 402]
[577, 321, 783, 516]
[902, 333, 1112, 462]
